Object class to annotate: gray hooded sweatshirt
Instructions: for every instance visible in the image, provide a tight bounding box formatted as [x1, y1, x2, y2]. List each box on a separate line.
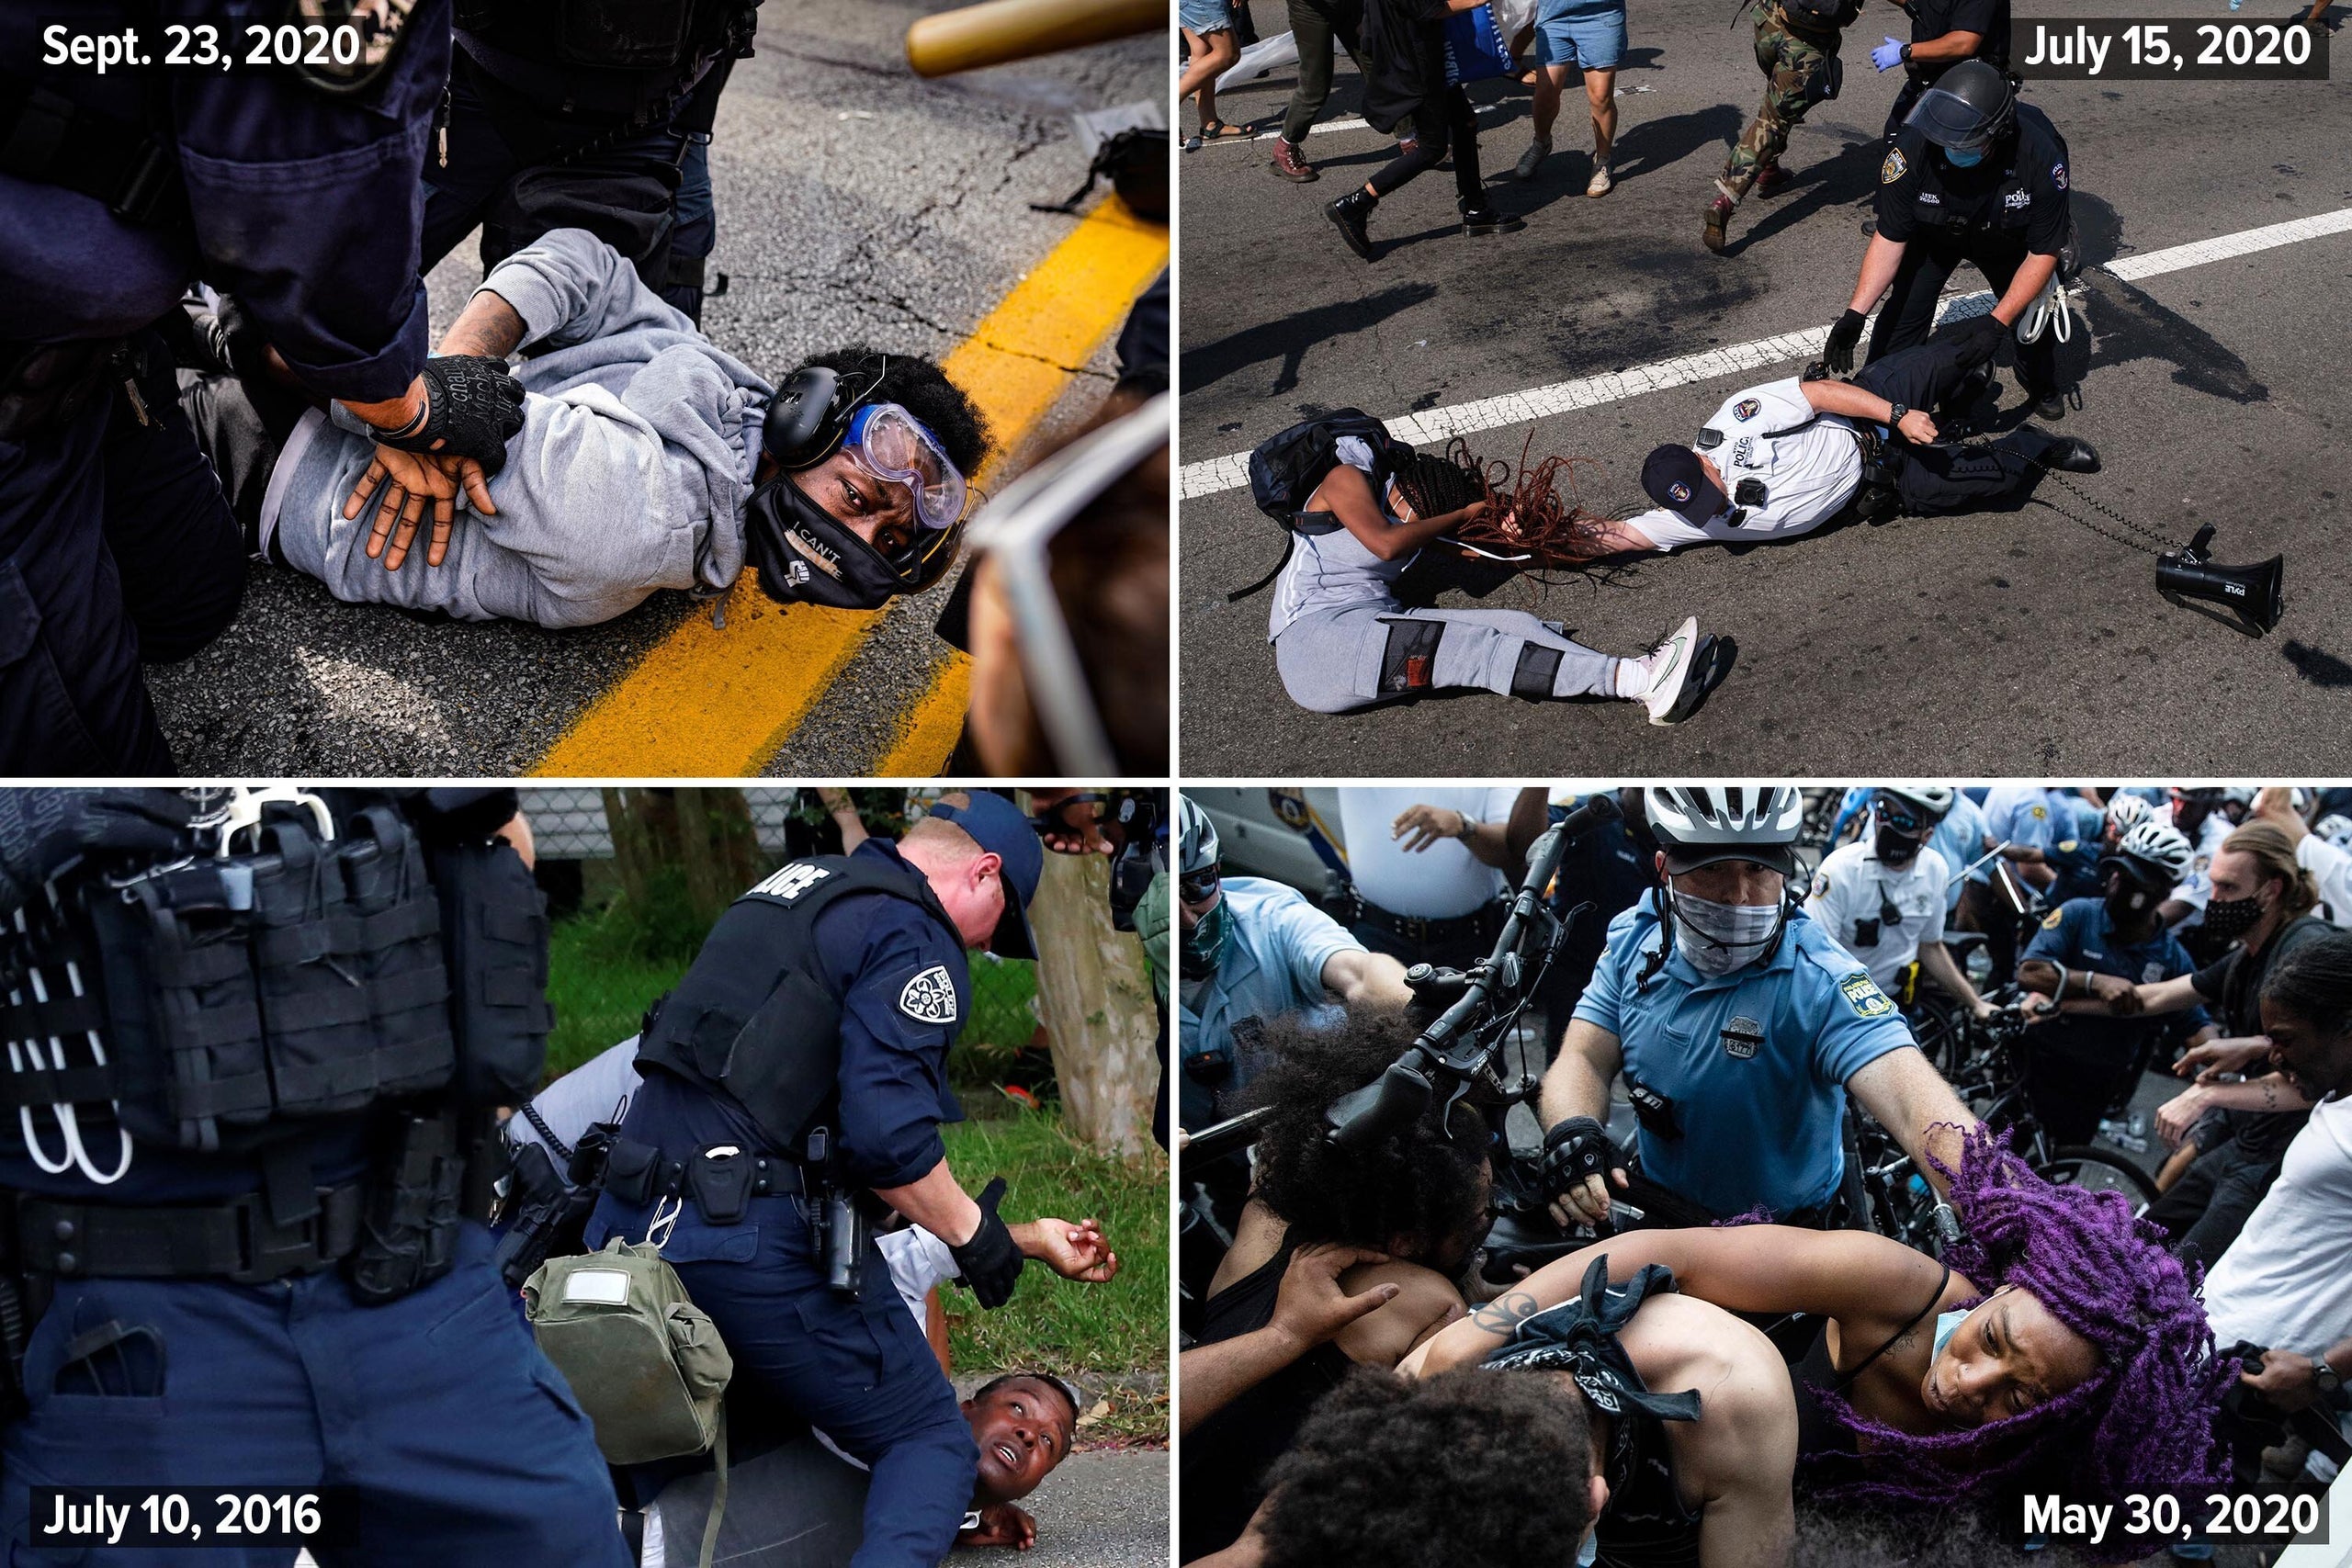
[263, 228, 771, 628]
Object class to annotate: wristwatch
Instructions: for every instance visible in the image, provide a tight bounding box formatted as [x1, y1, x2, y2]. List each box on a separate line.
[1900, 41, 1914, 62]
[1454, 815, 1482, 842]
[1888, 402, 1910, 428]
[2316, 1359, 2346, 1403]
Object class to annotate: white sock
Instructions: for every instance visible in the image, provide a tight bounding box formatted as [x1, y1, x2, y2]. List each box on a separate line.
[1610, 653, 1650, 701]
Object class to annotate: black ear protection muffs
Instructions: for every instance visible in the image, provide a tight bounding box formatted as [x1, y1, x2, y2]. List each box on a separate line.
[745, 355, 963, 610]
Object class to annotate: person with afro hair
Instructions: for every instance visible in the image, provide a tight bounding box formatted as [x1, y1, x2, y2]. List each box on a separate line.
[1408, 1123, 2233, 1553]
[1178, 1009, 1491, 1561]
[176, 227, 991, 629]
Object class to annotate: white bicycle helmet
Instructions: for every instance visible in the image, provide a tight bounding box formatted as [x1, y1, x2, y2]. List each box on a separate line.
[1177, 795, 1220, 875]
[2316, 814, 2352, 849]
[1644, 785, 1805, 876]
[2110, 821, 2193, 887]
[1876, 785, 1956, 826]
[2105, 795, 2154, 835]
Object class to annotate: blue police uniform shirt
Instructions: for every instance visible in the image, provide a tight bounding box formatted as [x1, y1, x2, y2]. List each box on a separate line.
[1572, 901, 1917, 1218]
[626, 840, 968, 1193]
[2041, 803, 2108, 904]
[2020, 897, 2209, 1066]
[1178, 876, 1363, 1086]
[1933, 793, 1989, 909]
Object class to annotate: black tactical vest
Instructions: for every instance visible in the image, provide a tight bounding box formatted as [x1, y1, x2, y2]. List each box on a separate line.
[632, 855, 963, 1156]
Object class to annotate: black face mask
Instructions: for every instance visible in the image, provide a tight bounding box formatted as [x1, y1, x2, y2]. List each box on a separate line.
[742, 474, 958, 611]
[2201, 894, 2267, 945]
[1874, 824, 1926, 867]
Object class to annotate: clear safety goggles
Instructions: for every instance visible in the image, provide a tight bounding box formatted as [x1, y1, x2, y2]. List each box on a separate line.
[843, 402, 967, 533]
[965, 392, 1169, 777]
[1904, 87, 2002, 152]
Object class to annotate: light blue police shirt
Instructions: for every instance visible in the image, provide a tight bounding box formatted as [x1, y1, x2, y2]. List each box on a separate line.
[1933, 793, 1990, 909]
[1178, 876, 1363, 1086]
[1571, 901, 1917, 1218]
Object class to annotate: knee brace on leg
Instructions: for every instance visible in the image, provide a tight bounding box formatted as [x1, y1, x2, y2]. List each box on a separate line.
[1377, 617, 1444, 695]
[1510, 643, 1563, 700]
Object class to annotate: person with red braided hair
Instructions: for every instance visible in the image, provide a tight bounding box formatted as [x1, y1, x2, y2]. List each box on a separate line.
[1412, 1124, 2232, 1551]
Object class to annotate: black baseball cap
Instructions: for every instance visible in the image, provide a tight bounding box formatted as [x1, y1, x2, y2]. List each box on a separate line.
[1640, 445, 1728, 527]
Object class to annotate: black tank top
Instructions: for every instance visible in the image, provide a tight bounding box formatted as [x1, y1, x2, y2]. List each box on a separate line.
[1178, 1234, 1357, 1562]
[1483, 1258, 1708, 1568]
[1790, 1264, 1951, 1482]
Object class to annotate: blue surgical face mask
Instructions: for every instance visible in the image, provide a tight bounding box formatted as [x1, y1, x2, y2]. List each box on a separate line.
[1943, 146, 1985, 168]
[1932, 1306, 1972, 1360]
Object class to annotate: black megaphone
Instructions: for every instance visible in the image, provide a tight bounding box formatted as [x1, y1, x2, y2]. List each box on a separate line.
[2155, 525, 2284, 637]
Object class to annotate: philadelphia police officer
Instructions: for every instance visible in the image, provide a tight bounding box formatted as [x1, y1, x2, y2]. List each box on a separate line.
[0, 786, 628, 1565]
[587, 793, 1068, 1568]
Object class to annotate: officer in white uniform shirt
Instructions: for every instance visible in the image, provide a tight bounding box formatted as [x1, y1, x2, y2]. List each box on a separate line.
[1805, 785, 1996, 1016]
[1334, 786, 1543, 969]
[1555, 330, 2098, 558]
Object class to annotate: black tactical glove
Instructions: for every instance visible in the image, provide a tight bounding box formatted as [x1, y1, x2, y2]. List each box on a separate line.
[1824, 308, 1869, 374]
[1939, 310, 2007, 368]
[371, 355, 526, 475]
[951, 1177, 1025, 1311]
[1538, 1116, 1622, 1209]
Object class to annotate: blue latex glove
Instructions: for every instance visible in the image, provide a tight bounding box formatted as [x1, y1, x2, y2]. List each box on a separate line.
[1871, 36, 1905, 70]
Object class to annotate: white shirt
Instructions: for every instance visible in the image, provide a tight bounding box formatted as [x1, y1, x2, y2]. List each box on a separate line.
[2202, 1095, 2352, 1354]
[1338, 786, 1524, 919]
[1269, 436, 1414, 639]
[1623, 378, 1863, 551]
[1804, 840, 1951, 991]
[2297, 833, 2352, 929]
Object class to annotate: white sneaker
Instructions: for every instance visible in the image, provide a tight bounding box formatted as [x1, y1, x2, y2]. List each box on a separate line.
[1513, 137, 1551, 180]
[1586, 161, 1612, 197]
[1638, 615, 1704, 725]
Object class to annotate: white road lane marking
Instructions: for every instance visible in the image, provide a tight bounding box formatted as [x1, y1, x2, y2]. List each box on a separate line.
[1179, 205, 2352, 502]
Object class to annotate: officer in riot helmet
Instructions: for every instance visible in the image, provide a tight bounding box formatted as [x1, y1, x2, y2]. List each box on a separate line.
[0, 1, 526, 773]
[424, 0, 764, 322]
[1824, 61, 2076, 422]
[1537, 785, 1979, 1232]
[586, 793, 1094, 1568]
[0, 787, 627, 1563]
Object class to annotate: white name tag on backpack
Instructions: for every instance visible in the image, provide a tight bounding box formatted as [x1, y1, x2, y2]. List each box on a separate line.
[562, 1268, 634, 1306]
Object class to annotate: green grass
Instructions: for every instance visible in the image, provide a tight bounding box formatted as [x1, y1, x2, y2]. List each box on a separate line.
[942, 1106, 1168, 1441]
[544, 908, 1170, 1441]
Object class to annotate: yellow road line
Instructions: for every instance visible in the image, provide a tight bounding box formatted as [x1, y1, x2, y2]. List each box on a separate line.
[530, 198, 1168, 778]
[874, 651, 976, 776]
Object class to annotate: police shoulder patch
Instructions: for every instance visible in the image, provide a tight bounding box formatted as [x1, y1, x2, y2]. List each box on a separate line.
[1733, 398, 1762, 422]
[2041, 908, 2064, 931]
[1839, 972, 1896, 1018]
[2058, 840, 2078, 853]
[1881, 147, 1907, 185]
[2030, 805, 2047, 819]
[1812, 872, 1830, 899]
[2052, 161, 2067, 190]
[899, 964, 960, 1025]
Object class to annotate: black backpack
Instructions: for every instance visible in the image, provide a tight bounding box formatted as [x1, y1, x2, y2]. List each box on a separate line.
[1777, 0, 1863, 33]
[1230, 410, 1413, 602]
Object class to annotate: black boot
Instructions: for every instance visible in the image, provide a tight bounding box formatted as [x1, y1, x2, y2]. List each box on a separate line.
[1458, 197, 1525, 236]
[2041, 435, 2099, 473]
[1327, 188, 1378, 261]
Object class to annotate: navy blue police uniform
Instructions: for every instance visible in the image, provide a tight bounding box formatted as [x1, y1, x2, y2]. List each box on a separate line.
[0, 787, 628, 1567]
[1866, 104, 2071, 404]
[589, 816, 1042, 1568]
[0, 1, 457, 773]
[1884, 0, 2013, 136]
[422, 3, 755, 323]
[2017, 897, 2208, 1145]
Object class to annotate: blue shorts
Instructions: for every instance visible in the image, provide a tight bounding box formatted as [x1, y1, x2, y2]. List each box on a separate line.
[1533, 0, 1628, 70]
[1182, 0, 1233, 34]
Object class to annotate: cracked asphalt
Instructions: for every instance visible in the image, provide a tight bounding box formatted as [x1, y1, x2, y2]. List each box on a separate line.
[147, 0, 1159, 775]
[1178, 0, 2352, 774]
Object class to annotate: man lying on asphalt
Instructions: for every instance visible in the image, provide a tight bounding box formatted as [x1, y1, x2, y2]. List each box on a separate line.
[175, 228, 988, 627]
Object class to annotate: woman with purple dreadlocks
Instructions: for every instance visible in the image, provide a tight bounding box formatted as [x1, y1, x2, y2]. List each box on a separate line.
[1411, 1125, 2232, 1517]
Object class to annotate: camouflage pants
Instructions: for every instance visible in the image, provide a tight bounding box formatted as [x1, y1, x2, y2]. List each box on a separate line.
[1720, 6, 1842, 200]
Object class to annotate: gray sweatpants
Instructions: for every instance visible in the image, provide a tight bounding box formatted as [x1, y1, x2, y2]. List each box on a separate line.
[1274, 604, 1619, 715]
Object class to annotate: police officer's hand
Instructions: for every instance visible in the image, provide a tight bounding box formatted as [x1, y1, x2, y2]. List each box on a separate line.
[2241, 1348, 2324, 1413]
[961, 1501, 1037, 1551]
[1871, 35, 1905, 70]
[2086, 971, 2142, 1013]
[1541, 1116, 1628, 1228]
[368, 355, 528, 474]
[1942, 310, 2007, 367]
[1895, 408, 1939, 445]
[1018, 1217, 1120, 1283]
[345, 446, 497, 570]
[953, 1177, 1028, 1309]
[1825, 309, 1869, 373]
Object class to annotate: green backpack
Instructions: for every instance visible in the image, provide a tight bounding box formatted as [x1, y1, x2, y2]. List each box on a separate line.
[525, 1237, 734, 1567]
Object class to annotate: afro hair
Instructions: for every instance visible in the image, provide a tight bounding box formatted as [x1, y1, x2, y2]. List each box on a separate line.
[797, 344, 990, 477]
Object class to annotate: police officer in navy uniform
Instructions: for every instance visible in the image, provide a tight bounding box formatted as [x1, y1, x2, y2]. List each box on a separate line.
[1824, 62, 2075, 421]
[1536, 785, 1979, 1233]
[0, 1, 525, 773]
[423, 0, 760, 323]
[1866, 0, 2011, 139]
[0, 786, 629, 1566]
[588, 793, 1069, 1568]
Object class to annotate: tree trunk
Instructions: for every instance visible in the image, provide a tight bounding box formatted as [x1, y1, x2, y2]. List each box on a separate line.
[1026, 835, 1159, 1157]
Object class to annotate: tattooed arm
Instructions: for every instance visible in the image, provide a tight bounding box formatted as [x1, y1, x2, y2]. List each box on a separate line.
[1397, 1287, 1551, 1378]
